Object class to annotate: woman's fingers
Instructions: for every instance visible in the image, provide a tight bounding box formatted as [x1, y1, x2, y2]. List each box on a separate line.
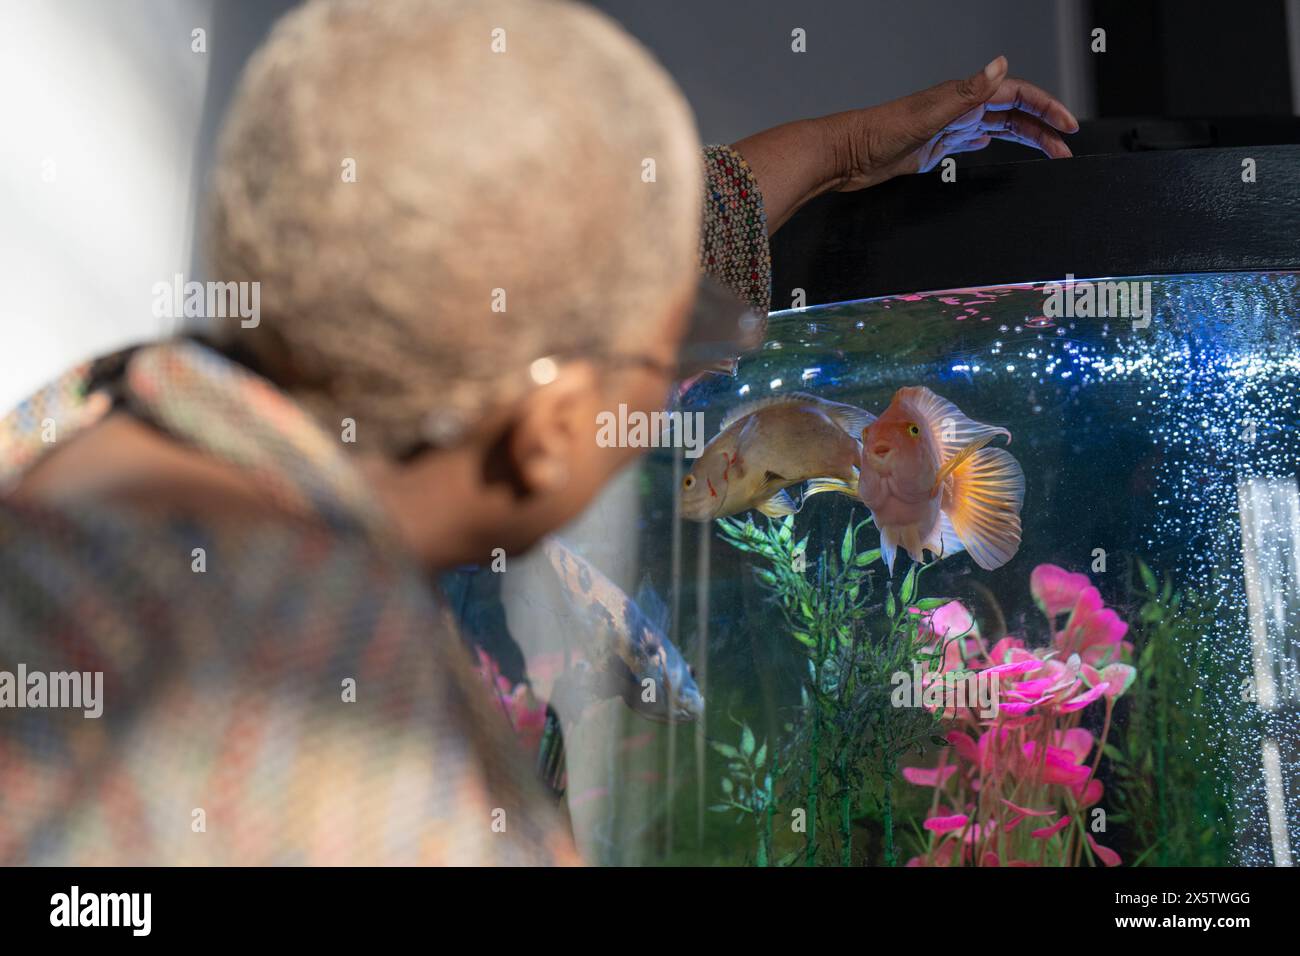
[983, 125, 1072, 158]
[947, 133, 993, 155]
[984, 77, 1079, 133]
[979, 110, 1073, 158]
[902, 56, 1009, 146]
[917, 130, 993, 171]
[943, 103, 986, 134]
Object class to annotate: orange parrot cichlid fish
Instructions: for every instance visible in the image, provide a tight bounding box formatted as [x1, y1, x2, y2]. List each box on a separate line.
[679, 393, 875, 521]
[836, 386, 1025, 573]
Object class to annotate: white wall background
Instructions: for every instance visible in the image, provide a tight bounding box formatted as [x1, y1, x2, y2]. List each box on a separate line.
[0, 0, 216, 413]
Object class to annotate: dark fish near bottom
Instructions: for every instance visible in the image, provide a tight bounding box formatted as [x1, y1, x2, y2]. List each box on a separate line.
[542, 538, 703, 723]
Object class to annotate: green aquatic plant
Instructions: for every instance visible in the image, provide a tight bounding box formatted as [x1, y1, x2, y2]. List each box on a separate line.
[1107, 559, 1246, 866]
[707, 718, 779, 866]
[716, 513, 948, 866]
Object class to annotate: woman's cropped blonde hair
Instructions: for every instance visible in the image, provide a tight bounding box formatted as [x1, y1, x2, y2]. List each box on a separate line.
[206, 0, 701, 454]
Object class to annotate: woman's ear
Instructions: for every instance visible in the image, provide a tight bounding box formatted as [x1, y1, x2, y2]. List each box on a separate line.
[506, 361, 602, 497]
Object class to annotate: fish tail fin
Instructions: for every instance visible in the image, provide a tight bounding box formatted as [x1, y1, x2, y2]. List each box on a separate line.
[803, 476, 860, 502]
[945, 446, 1025, 570]
[755, 488, 798, 517]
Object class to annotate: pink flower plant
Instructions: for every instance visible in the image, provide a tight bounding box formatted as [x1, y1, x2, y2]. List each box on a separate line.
[903, 565, 1134, 867]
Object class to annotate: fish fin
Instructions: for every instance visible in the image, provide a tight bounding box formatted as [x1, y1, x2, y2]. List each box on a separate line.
[878, 525, 900, 575]
[899, 525, 930, 565]
[896, 386, 1011, 464]
[746, 469, 790, 507]
[925, 511, 967, 561]
[719, 391, 869, 434]
[822, 401, 877, 442]
[945, 446, 1025, 570]
[633, 575, 671, 635]
[719, 392, 822, 431]
[803, 476, 860, 501]
[938, 510, 967, 559]
[755, 488, 798, 517]
[541, 535, 580, 574]
[932, 434, 998, 492]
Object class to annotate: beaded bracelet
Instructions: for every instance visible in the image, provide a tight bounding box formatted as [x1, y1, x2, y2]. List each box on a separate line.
[700, 144, 771, 315]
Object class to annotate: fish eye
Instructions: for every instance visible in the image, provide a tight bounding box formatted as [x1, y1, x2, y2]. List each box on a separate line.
[907, 424, 921, 437]
[683, 475, 696, 490]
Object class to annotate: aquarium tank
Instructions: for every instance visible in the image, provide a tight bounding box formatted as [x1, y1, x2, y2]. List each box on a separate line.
[450, 147, 1300, 867]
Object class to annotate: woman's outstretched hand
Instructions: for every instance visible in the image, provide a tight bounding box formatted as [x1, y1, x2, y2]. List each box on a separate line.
[734, 56, 1079, 233]
[831, 55, 1079, 184]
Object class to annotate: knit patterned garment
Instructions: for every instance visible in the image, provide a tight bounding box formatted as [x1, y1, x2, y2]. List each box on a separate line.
[0, 147, 771, 865]
[0, 342, 578, 865]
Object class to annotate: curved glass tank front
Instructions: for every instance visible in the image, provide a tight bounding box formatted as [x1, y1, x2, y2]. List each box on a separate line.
[460, 270, 1300, 867]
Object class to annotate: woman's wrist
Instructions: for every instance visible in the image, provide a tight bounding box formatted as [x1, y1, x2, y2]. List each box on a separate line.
[731, 115, 851, 236]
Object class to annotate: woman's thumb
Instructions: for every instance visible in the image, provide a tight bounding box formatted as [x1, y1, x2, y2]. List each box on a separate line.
[914, 55, 1007, 137]
[956, 56, 1007, 108]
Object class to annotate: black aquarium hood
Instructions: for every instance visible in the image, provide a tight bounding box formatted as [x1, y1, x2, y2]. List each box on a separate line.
[769, 143, 1300, 308]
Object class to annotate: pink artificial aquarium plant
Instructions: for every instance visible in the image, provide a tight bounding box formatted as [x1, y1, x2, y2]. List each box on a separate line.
[902, 564, 1136, 867]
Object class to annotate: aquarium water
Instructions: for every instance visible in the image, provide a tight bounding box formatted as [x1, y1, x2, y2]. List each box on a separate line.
[461, 271, 1299, 867]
